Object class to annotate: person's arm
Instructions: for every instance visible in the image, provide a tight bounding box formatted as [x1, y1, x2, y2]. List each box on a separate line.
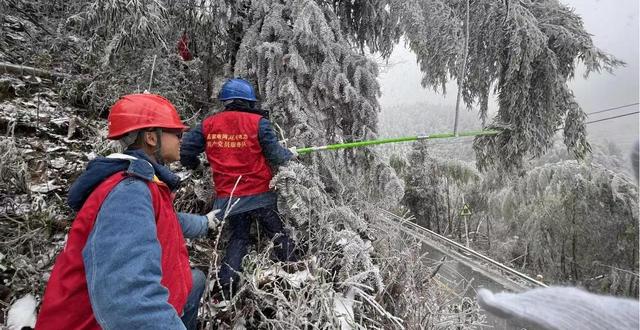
[258, 118, 293, 166]
[177, 212, 208, 238]
[83, 178, 186, 330]
[180, 123, 206, 170]
[477, 287, 640, 330]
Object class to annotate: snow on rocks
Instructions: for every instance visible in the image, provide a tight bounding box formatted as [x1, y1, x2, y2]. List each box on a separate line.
[28, 180, 63, 193]
[0, 75, 99, 325]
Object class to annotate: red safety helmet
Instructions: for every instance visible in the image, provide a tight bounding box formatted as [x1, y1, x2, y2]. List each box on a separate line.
[107, 93, 187, 139]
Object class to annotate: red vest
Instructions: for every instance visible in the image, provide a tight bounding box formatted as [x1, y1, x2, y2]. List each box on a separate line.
[202, 111, 273, 197]
[35, 172, 192, 330]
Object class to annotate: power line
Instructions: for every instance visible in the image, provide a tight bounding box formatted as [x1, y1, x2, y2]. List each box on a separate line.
[390, 106, 639, 148]
[585, 111, 639, 125]
[554, 110, 638, 133]
[587, 102, 639, 116]
[429, 110, 639, 146]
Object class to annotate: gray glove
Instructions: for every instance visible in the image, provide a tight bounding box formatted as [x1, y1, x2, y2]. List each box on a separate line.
[477, 286, 639, 330]
[289, 146, 299, 159]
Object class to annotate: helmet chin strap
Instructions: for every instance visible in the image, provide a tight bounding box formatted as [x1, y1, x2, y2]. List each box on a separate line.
[154, 128, 165, 165]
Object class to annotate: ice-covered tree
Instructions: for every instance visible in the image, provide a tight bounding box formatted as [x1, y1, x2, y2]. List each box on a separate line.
[389, 0, 622, 171]
[483, 160, 638, 295]
[1, 0, 627, 327]
[5, 0, 618, 172]
[402, 141, 479, 234]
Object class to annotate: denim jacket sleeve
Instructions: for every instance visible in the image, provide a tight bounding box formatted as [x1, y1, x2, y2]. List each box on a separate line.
[180, 123, 206, 170]
[177, 212, 208, 239]
[82, 178, 186, 330]
[258, 118, 293, 166]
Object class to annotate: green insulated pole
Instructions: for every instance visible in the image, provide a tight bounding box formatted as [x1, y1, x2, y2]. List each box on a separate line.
[296, 129, 500, 155]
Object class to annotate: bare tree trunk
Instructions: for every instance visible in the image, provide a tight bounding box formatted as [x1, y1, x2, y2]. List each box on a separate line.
[446, 177, 452, 235]
[453, 0, 470, 135]
[560, 238, 566, 278]
[434, 194, 441, 234]
[486, 216, 491, 249]
[571, 235, 578, 283]
[205, 36, 214, 102]
[0, 62, 69, 80]
[473, 218, 482, 243]
[463, 215, 470, 247]
[629, 204, 638, 273]
[571, 200, 579, 284]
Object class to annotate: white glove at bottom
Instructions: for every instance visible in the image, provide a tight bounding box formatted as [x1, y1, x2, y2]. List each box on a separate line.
[206, 209, 221, 230]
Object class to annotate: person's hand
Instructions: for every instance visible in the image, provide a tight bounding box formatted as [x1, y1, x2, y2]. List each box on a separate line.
[206, 209, 221, 230]
[289, 146, 299, 159]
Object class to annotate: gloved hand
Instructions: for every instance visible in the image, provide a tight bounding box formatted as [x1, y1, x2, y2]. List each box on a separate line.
[206, 209, 221, 230]
[477, 287, 640, 330]
[289, 146, 299, 159]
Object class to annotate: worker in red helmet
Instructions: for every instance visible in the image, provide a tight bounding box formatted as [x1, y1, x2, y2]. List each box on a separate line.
[36, 94, 218, 330]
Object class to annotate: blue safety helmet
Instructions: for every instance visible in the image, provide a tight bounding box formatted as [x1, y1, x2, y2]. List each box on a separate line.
[218, 78, 257, 102]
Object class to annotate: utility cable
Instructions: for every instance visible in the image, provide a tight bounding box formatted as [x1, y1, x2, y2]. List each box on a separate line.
[584, 111, 639, 125]
[586, 102, 639, 116]
[298, 105, 638, 154]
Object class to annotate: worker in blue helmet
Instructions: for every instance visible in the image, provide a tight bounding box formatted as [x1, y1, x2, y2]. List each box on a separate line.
[180, 78, 298, 305]
[217, 78, 258, 102]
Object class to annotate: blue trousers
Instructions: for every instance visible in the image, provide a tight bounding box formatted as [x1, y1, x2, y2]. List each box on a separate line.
[218, 206, 296, 296]
[181, 268, 205, 330]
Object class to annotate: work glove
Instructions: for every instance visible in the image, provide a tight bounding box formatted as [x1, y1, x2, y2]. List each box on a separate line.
[206, 209, 221, 231]
[288, 146, 299, 159]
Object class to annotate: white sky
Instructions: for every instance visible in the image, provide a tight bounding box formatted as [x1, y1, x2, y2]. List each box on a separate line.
[378, 0, 639, 146]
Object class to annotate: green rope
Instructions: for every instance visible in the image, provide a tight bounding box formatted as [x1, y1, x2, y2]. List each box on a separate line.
[296, 129, 500, 155]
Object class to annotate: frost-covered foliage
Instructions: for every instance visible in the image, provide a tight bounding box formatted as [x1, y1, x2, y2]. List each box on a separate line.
[0, 137, 28, 195]
[1, 0, 626, 327]
[368, 210, 485, 329]
[1, 0, 473, 327]
[0, 78, 91, 324]
[482, 161, 638, 296]
[530, 139, 636, 179]
[3, 0, 619, 173]
[232, 0, 383, 156]
[389, 0, 622, 171]
[175, 161, 480, 328]
[392, 134, 639, 297]
[402, 141, 479, 233]
[273, 162, 385, 304]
